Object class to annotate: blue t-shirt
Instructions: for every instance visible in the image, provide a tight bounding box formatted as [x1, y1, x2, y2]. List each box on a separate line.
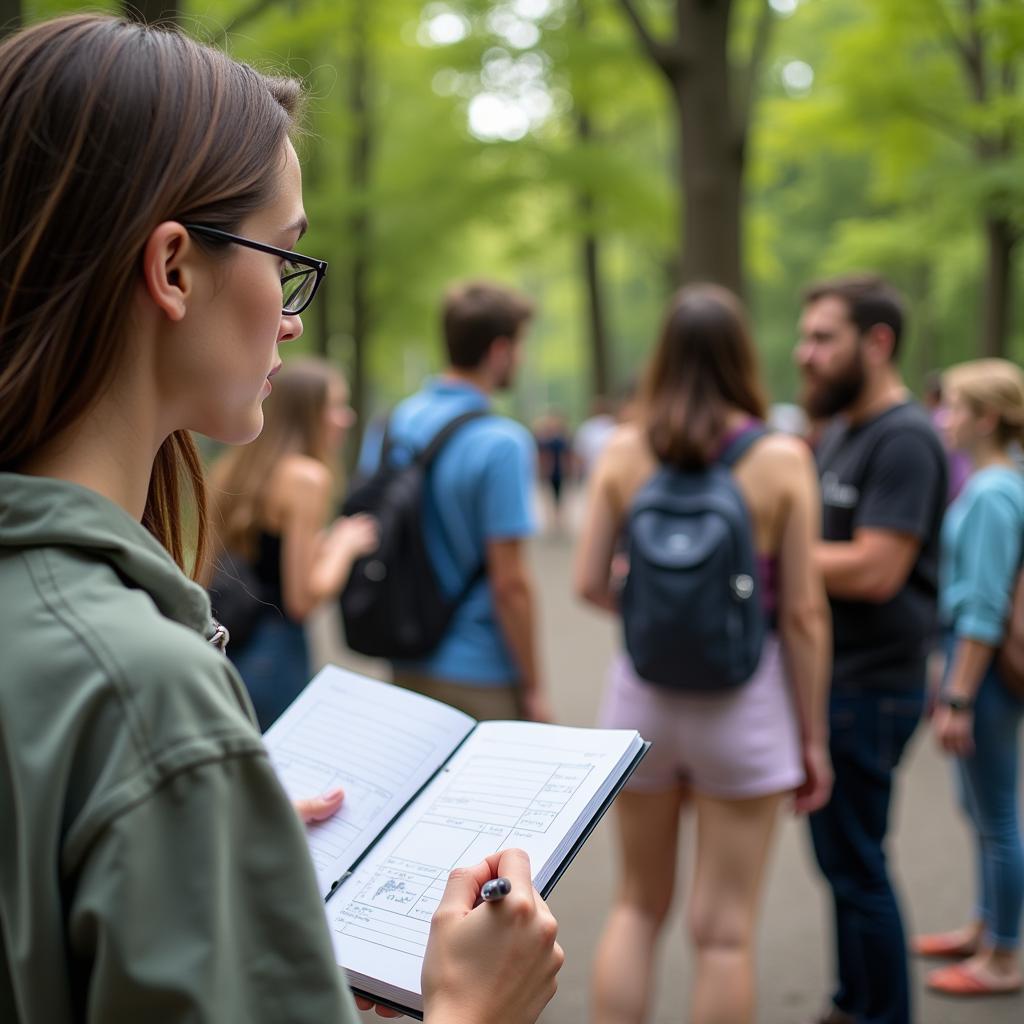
[940, 464, 1024, 644]
[371, 378, 537, 684]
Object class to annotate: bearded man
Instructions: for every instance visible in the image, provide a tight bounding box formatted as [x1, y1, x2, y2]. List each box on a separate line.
[795, 275, 947, 1024]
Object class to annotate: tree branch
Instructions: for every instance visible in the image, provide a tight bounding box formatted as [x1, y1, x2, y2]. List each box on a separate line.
[927, 0, 974, 72]
[901, 99, 975, 149]
[616, 0, 683, 79]
[962, 0, 987, 103]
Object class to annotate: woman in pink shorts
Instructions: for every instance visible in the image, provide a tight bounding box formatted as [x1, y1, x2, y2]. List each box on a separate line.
[575, 284, 833, 1024]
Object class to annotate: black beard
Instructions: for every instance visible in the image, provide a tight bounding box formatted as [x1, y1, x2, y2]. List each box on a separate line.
[803, 355, 866, 419]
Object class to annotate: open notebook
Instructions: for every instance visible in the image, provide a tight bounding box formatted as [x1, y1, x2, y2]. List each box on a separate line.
[263, 665, 648, 1018]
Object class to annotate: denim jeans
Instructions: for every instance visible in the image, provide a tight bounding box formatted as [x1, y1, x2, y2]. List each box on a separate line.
[229, 614, 310, 732]
[809, 687, 925, 1024]
[944, 634, 1024, 949]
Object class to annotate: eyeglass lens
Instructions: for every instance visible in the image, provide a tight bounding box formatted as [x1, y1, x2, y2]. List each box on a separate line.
[282, 262, 317, 314]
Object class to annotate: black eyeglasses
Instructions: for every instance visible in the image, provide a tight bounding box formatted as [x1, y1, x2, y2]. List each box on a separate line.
[183, 223, 327, 316]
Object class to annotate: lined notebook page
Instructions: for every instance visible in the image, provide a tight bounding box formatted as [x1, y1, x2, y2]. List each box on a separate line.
[262, 666, 475, 898]
[326, 721, 642, 1012]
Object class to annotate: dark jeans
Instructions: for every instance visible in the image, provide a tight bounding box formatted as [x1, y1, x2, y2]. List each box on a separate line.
[809, 687, 925, 1024]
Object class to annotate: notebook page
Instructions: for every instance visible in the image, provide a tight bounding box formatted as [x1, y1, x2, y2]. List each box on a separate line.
[326, 721, 640, 1009]
[262, 665, 475, 898]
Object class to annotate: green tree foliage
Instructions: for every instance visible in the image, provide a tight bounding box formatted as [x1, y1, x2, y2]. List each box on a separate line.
[757, 0, 1024, 373]
[14, 0, 1024, 422]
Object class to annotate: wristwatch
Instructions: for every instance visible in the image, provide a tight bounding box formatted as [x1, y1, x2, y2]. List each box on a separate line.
[939, 694, 974, 712]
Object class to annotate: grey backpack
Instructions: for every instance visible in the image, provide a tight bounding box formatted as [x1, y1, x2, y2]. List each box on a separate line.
[621, 426, 768, 692]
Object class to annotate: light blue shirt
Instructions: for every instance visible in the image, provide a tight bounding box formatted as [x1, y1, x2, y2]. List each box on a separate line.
[940, 465, 1024, 644]
[370, 378, 537, 684]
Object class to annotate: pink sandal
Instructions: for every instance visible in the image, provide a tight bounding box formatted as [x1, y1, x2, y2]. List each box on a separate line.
[927, 962, 1023, 997]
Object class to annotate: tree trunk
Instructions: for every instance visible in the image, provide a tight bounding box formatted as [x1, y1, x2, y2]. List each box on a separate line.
[123, 0, 180, 25]
[673, 0, 743, 294]
[980, 216, 1016, 358]
[348, 0, 373, 448]
[577, 111, 612, 400]
[0, 0, 21, 40]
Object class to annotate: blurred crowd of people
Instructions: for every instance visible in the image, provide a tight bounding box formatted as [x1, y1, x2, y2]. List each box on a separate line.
[5, 15, 1021, 1024]
[214, 273, 1024, 1024]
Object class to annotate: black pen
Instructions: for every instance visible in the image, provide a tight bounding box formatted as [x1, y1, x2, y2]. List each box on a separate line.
[480, 876, 512, 902]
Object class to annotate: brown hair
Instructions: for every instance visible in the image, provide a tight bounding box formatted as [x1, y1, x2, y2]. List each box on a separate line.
[209, 358, 343, 560]
[0, 14, 302, 577]
[944, 359, 1024, 448]
[442, 280, 535, 369]
[641, 284, 767, 469]
[802, 274, 906, 360]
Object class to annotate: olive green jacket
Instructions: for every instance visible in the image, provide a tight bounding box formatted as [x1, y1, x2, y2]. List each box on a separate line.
[0, 473, 358, 1023]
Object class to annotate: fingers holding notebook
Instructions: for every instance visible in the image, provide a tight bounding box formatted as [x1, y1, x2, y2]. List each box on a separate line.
[421, 848, 564, 1024]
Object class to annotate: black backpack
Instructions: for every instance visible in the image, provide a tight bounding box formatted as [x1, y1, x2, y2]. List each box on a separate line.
[621, 426, 768, 692]
[339, 409, 488, 659]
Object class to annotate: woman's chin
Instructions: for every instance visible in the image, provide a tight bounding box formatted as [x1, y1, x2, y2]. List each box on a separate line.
[203, 410, 264, 447]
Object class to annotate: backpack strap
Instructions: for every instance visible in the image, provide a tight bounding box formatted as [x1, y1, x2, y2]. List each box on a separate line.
[380, 408, 489, 467]
[416, 408, 491, 466]
[417, 408, 492, 602]
[717, 423, 769, 469]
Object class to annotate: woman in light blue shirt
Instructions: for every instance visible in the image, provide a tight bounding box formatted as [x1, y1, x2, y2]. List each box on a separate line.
[916, 359, 1024, 996]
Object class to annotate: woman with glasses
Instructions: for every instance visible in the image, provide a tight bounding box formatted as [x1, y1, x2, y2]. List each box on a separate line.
[209, 358, 377, 731]
[0, 14, 561, 1024]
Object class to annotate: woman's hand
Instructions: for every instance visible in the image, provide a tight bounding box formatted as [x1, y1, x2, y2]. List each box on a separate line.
[293, 787, 345, 823]
[330, 513, 378, 562]
[792, 738, 833, 815]
[422, 848, 563, 1024]
[933, 705, 975, 757]
[354, 996, 403, 1018]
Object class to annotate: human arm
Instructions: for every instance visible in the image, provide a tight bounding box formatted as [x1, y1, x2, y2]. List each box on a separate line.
[69, 755, 360, 1024]
[816, 430, 943, 603]
[421, 848, 563, 1024]
[573, 454, 621, 614]
[932, 638, 992, 757]
[481, 431, 550, 721]
[815, 529, 920, 603]
[933, 486, 1024, 757]
[775, 441, 833, 813]
[293, 790, 405, 1019]
[278, 458, 377, 620]
[488, 538, 550, 722]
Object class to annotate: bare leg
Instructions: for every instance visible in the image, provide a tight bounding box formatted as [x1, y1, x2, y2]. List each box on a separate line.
[591, 787, 688, 1024]
[688, 791, 784, 1024]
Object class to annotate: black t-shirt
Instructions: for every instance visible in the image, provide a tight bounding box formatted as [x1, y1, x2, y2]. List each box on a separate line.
[817, 401, 947, 690]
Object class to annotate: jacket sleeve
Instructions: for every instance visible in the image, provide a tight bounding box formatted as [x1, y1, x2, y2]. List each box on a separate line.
[66, 751, 360, 1024]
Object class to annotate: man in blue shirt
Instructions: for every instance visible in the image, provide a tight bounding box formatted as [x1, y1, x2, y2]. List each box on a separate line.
[376, 281, 550, 722]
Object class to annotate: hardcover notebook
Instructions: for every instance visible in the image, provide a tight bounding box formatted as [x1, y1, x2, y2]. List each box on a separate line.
[263, 665, 649, 1018]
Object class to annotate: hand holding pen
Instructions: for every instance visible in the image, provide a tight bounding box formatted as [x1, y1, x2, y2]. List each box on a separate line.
[481, 876, 512, 902]
[421, 848, 563, 1024]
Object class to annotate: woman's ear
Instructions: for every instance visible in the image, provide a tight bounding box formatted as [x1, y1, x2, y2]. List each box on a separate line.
[140, 221, 193, 322]
[977, 407, 1000, 439]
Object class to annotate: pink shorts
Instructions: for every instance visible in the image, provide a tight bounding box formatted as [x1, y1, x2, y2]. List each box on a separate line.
[599, 635, 804, 799]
